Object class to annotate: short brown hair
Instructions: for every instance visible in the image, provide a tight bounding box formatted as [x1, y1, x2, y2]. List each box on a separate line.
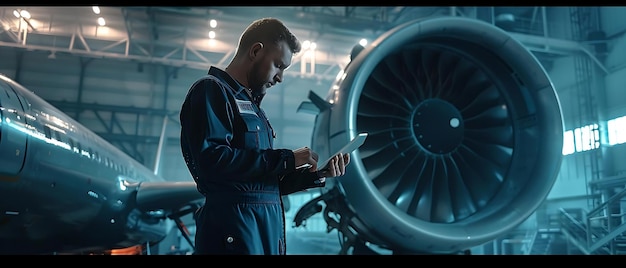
[238, 18, 301, 55]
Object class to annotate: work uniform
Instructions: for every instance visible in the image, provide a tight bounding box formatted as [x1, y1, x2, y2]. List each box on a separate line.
[180, 66, 324, 255]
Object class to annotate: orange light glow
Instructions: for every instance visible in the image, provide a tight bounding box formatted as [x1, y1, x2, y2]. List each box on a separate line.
[107, 245, 144, 255]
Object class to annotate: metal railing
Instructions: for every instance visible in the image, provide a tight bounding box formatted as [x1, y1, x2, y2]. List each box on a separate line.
[559, 187, 626, 254]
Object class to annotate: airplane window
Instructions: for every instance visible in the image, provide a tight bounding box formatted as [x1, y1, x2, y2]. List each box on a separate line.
[43, 125, 51, 139]
[71, 138, 80, 153]
[53, 130, 62, 142]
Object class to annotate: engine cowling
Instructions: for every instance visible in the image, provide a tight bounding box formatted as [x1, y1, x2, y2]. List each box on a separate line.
[307, 16, 563, 254]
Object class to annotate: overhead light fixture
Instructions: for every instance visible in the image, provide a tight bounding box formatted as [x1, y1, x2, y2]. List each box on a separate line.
[13, 9, 35, 31]
[302, 40, 311, 50]
[13, 9, 31, 19]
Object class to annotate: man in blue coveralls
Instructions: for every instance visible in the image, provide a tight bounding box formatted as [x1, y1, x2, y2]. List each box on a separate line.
[179, 17, 351, 255]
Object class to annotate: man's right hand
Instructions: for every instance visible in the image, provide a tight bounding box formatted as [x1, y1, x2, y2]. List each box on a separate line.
[292, 147, 319, 172]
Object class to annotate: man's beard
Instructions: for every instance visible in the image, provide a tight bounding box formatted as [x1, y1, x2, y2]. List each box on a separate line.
[249, 85, 266, 98]
[249, 63, 268, 96]
[249, 78, 267, 97]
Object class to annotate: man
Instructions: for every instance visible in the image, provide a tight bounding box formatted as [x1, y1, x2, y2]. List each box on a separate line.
[179, 17, 350, 255]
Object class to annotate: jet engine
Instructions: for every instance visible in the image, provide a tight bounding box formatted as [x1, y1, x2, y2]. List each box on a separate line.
[295, 17, 563, 254]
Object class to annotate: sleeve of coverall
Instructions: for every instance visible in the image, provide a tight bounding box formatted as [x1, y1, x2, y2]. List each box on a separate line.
[183, 77, 296, 183]
[279, 168, 327, 195]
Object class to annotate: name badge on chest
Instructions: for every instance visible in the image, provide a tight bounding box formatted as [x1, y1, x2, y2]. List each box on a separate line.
[236, 99, 257, 115]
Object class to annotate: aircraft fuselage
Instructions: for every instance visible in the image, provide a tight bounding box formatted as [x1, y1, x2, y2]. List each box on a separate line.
[0, 74, 169, 254]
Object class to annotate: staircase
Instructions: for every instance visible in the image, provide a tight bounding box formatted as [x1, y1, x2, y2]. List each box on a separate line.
[558, 186, 626, 255]
[501, 182, 626, 255]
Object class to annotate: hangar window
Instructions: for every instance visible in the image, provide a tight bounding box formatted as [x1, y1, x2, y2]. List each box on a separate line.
[608, 116, 626, 146]
[563, 123, 600, 156]
[574, 123, 600, 152]
[563, 130, 575, 155]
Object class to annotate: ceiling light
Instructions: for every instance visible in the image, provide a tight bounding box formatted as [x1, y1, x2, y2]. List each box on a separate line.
[13, 9, 31, 19]
[20, 10, 31, 19]
[302, 40, 310, 50]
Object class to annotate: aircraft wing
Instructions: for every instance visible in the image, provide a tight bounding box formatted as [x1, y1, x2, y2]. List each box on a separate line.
[136, 181, 204, 212]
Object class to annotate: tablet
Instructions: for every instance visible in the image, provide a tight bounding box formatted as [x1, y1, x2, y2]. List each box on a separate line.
[319, 132, 368, 168]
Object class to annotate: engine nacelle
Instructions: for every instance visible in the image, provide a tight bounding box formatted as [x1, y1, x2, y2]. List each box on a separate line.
[302, 16, 563, 254]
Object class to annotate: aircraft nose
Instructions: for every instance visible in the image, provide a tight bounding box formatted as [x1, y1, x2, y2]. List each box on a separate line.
[0, 76, 28, 176]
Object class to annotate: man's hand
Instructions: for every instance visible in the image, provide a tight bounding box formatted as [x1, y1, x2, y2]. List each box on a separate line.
[292, 147, 319, 171]
[318, 153, 350, 178]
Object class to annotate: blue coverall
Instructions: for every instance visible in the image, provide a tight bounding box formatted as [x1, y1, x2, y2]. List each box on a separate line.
[179, 66, 325, 254]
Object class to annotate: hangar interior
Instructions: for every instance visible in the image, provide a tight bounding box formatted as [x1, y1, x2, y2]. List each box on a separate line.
[1, 6, 626, 255]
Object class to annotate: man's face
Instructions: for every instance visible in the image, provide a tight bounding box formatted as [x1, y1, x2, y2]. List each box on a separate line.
[249, 41, 292, 95]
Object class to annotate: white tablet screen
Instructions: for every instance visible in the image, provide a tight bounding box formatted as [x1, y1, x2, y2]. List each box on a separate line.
[319, 132, 368, 168]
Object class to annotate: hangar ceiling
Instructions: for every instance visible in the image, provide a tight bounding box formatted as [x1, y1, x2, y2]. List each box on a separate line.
[1, 6, 449, 81]
[0, 6, 568, 82]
